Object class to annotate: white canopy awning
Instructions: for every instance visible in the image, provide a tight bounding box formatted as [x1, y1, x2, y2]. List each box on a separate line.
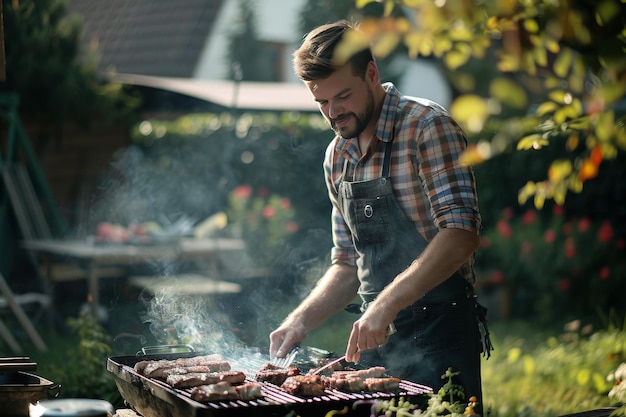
[110, 73, 319, 112]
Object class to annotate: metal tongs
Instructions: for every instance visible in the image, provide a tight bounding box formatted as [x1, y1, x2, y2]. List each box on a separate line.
[270, 344, 300, 368]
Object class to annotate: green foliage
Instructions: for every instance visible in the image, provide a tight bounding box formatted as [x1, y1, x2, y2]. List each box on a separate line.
[44, 311, 121, 403]
[608, 363, 626, 416]
[1, 0, 138, 124]
[351, 0, 626, 207]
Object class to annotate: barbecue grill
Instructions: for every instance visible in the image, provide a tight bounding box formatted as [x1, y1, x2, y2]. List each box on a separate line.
[107, 348, 433, 417]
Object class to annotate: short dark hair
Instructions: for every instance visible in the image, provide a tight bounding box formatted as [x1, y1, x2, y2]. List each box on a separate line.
[293, 20, 373, 82]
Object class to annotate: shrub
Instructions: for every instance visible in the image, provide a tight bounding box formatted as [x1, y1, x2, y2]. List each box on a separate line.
[43, 311, 121, 404]
[475, 205, 626, 323]
[226, 184, 298, 267]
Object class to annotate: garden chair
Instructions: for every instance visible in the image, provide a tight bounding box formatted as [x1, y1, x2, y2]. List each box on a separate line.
[0, 272, 48, 352]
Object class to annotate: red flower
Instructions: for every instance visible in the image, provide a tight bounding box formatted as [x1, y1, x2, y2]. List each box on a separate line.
[597, 221, 613, 243]
[490, 270, 504, 284]
[262, 205, 276, 218]
[559, 278, 570, 291]
[285, 221, 299, 233]
[564, 237, 576, 259]
[280, 198, 291, 209]
[257, 187, 269, 197]
[553, 205, 564, 216]
[497, 219, 513, 239]
[578, 217, 590, 233]
[502, 207, 514, 220]
[232, 184, 253, 199]
[617, 238, 625, 250]
[522, 209, 536, 225]
[562, 222, 572, 236]
[521, 241, 532, 254]
[599, 266, 610, 280]
[479, 236, 491, 249]
[544, 229, 556, 243]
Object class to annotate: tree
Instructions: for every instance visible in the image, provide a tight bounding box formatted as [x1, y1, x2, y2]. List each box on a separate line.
[345, 0, 626, 208]
[227, 0, 279, 82]
[1, 0, 136, 125]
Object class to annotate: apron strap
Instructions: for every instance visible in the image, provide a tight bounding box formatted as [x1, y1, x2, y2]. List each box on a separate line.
[381, 140, 393, 178]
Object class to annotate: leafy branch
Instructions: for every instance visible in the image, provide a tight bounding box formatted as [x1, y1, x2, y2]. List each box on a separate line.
[348, 0, 625, 207]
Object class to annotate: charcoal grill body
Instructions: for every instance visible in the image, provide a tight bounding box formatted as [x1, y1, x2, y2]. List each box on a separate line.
[107, 352, 432, 417]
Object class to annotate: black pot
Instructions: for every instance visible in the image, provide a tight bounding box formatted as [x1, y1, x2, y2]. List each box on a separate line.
[0, 371, 60, 417]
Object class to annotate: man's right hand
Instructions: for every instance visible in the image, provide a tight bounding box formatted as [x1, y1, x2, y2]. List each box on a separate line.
[269, 321, 306, 359]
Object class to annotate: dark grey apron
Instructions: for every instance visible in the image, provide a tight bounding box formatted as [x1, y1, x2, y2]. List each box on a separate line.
[337, 138, 486, 413]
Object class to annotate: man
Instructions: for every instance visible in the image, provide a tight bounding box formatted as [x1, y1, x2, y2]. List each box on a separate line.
[269, 20, 490, 412]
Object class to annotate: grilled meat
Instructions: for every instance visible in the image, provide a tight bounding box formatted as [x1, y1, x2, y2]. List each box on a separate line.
[235, 382, 264, 400]
[323, 374, 365, 392]
[190, 381, 239, 402]
[363, 377, 401, 392]
[135, 357, 230, 379]
[331, 366, 386, 380]
[166, 371, 246, 388]
[281, 374, 325, 397]
[255, 364, 300, 385]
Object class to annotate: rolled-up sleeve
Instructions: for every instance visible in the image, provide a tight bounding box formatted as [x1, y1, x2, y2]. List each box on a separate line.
[418, 114, 482, 234]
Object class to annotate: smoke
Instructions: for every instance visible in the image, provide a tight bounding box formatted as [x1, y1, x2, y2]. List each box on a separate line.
[137, 280, 244, 356]
[81, 124, 336, 353]
[83, 144, 226, 234]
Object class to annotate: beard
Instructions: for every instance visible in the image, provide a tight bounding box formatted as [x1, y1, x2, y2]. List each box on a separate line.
[329, 89, 376, 139]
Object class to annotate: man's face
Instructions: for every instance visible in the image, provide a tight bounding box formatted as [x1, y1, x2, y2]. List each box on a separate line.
[306, 63, 376, 139]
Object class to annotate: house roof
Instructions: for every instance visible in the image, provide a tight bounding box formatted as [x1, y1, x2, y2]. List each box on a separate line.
[66, 0, 224, 77]
[111, 73, 319, 112]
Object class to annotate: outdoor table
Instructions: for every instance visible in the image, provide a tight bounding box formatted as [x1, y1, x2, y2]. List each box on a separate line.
[21, 237, 246, 316]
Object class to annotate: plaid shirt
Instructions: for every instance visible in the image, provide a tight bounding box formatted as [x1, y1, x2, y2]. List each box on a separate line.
[324, 83, 481, 283]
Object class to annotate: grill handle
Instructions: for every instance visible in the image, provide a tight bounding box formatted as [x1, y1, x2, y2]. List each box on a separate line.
[136, 344, 196, 356]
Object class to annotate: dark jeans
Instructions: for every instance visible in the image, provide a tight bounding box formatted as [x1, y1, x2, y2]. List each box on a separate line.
[358, 274, 484, 414]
